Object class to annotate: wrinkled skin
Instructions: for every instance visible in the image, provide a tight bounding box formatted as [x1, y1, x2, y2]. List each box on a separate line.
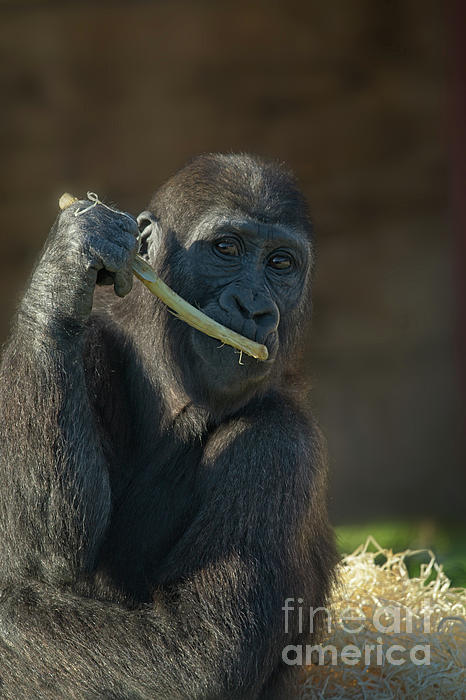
[0, 153, 337, 699]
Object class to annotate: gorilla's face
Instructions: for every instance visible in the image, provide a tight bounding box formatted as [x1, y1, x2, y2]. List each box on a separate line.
[136, 154, 313, 411]
[172, 212, 311, 397]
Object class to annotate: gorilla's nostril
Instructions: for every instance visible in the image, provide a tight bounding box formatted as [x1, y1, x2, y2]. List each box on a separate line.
[235, 297, 251, 318]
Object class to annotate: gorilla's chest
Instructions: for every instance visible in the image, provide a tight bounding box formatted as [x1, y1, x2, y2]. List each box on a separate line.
[98, 435, 204, 601]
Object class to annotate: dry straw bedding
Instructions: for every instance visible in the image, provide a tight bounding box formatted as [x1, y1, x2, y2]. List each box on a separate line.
[300, 537, 466, 699]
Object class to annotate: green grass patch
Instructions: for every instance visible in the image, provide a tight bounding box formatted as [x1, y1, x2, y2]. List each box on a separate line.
[335, 519, 466, 587]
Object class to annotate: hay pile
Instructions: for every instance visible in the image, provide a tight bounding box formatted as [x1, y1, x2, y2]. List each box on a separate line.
[300, 537, 466, 699]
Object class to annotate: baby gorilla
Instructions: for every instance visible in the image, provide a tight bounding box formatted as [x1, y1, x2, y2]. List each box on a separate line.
[0, 153, 337, 699]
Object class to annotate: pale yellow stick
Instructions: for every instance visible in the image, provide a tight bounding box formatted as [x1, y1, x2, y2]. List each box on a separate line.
[58, 193, 269, 361]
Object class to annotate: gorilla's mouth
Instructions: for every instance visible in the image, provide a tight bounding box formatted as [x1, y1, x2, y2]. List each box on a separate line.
[191, 321, 278, 370]
[189, 300, 280, 367]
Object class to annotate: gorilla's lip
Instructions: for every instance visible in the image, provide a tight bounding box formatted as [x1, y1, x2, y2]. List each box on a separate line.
[192, 324, 278, 366]
[214, 322, 278, 364]
[262, 332, 278, 363]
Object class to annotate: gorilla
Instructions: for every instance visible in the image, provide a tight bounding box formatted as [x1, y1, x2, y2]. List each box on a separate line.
[0, 153, 337, 699]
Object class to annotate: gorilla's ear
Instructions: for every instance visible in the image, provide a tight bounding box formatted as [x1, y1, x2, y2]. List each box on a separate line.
[137, 211, 161, 260]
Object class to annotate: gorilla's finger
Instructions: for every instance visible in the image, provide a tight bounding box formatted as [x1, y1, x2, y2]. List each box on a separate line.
[120, 217, 140, 239]
[104, 223, 139, 254]
[89, 240, 132, 274]
[113, 269, 133, 298]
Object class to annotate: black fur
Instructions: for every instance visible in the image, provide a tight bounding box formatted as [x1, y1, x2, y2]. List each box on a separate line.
[0, 153, 337, 699]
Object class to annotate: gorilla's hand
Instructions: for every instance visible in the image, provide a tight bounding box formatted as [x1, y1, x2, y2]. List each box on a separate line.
[26, 200, 139, 326]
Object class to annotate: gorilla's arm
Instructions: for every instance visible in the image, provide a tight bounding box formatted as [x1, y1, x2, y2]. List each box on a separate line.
[0, 396, 332, 699]
[0, 204, 138, 582]
[0, 312, 111, 582]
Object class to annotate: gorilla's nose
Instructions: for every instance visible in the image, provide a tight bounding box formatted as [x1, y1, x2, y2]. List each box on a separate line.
[231, 292, 272, 319]
[219, 289, 279, 344]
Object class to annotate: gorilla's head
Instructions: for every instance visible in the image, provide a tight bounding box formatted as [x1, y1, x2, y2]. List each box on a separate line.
[136, 153, 314, 410]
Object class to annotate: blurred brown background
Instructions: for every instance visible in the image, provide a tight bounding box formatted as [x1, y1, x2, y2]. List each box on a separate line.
[1, 0, 464, 523]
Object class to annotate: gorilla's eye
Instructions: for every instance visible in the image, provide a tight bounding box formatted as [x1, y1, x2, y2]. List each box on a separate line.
[214, 239, 240, 256]
[268, 252, 293, 270]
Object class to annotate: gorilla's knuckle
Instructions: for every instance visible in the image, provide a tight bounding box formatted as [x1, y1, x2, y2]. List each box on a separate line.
[114, 246, 132, 268]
